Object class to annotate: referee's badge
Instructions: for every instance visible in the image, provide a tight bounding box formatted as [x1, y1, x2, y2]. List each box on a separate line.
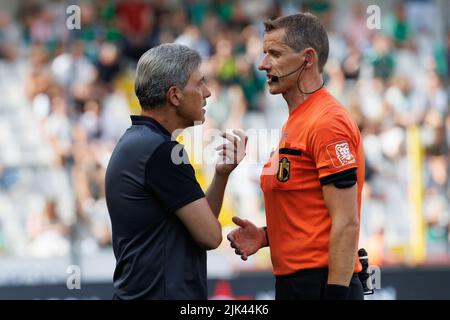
[277, 157, 290, 182]
[326, 140, 356, 168]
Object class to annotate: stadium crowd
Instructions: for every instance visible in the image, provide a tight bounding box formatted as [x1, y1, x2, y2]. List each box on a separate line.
[0, 0, 449, 270]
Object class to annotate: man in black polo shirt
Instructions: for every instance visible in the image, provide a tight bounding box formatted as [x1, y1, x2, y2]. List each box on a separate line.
[105, 44, 247, 300]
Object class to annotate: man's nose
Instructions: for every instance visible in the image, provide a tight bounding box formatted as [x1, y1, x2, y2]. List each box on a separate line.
[204, 86, 212, 98]
[258, 54, 271, 71]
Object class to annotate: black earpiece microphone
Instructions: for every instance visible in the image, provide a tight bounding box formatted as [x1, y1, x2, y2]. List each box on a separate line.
[269, 53, 324, 95]
[270, 54, 311, 82]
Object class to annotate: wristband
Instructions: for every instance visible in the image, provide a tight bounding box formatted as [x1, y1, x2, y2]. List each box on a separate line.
[324, 284, 349, 300]
[262, 226, 269, 247]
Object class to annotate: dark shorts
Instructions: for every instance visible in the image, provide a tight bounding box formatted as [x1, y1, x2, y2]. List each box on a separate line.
[275, 268, 364, 300]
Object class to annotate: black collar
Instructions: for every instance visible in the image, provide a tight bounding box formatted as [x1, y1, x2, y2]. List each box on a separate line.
[130, 115, 171, 137]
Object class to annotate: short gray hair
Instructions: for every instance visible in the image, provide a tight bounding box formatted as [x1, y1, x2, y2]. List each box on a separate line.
[135, 43, 202, 109]
[264, 13, 329, 73]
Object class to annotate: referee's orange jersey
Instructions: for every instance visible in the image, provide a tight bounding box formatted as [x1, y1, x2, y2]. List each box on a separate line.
[260, 87, 364, 276]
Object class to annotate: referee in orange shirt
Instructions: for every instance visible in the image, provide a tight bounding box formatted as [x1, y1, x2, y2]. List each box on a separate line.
[227, 12, 364, 300]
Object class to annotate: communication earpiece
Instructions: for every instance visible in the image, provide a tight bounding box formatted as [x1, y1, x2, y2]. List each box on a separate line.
[305, 53, 312, 63]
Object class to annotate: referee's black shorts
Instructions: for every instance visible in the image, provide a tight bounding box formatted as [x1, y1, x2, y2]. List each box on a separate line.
[275, 268, 364, 300]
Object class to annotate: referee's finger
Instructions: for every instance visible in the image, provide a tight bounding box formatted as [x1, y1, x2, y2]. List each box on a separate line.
[232, 216, 248, 228]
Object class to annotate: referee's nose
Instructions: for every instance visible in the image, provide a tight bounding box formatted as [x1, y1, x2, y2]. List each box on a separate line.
[258, 54, 271, 72]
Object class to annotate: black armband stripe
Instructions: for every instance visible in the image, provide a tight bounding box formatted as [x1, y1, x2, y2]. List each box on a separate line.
[320, 168, 357, 189]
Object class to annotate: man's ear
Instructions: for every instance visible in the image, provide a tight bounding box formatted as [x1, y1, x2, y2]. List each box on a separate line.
[303, 48, 317, 69]
[166, 85, 183, 106]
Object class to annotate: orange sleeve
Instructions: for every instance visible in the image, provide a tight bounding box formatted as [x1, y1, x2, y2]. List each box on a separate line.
[309, 112, 360, 179]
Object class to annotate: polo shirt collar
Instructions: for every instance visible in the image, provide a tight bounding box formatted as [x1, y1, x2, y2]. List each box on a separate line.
[130, 115, 171, 137]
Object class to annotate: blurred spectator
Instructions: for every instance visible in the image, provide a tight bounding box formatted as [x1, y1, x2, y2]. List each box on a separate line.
[343, 1, 374, 51]
[369, 33, 396, 81]
[26, 199, 70, 258]
[342, 43, 362, 82]
[0, 11, 20, 61]
[236, 55, 265, 112]
[175, 25, 211, 58]
[0, 0, 448, 270]
[385, 3, 413, 48]
[95, 42, 120, 89]
[51, 40, 96, 101]
[385, 75, 423, 127]
[211, 37, 239, 85]
[116, 0, 157, 62]
[446, 32, 450, 79]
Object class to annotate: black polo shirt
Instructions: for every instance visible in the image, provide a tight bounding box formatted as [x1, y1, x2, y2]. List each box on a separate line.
[105, 115, 206, 299]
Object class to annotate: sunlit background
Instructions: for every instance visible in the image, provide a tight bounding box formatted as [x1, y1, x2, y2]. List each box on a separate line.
[0, 0, 449, 299]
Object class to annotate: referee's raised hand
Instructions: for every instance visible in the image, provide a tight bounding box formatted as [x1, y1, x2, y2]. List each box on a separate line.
[215, 129, 248, 176]
[227, 216, 268, 261]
